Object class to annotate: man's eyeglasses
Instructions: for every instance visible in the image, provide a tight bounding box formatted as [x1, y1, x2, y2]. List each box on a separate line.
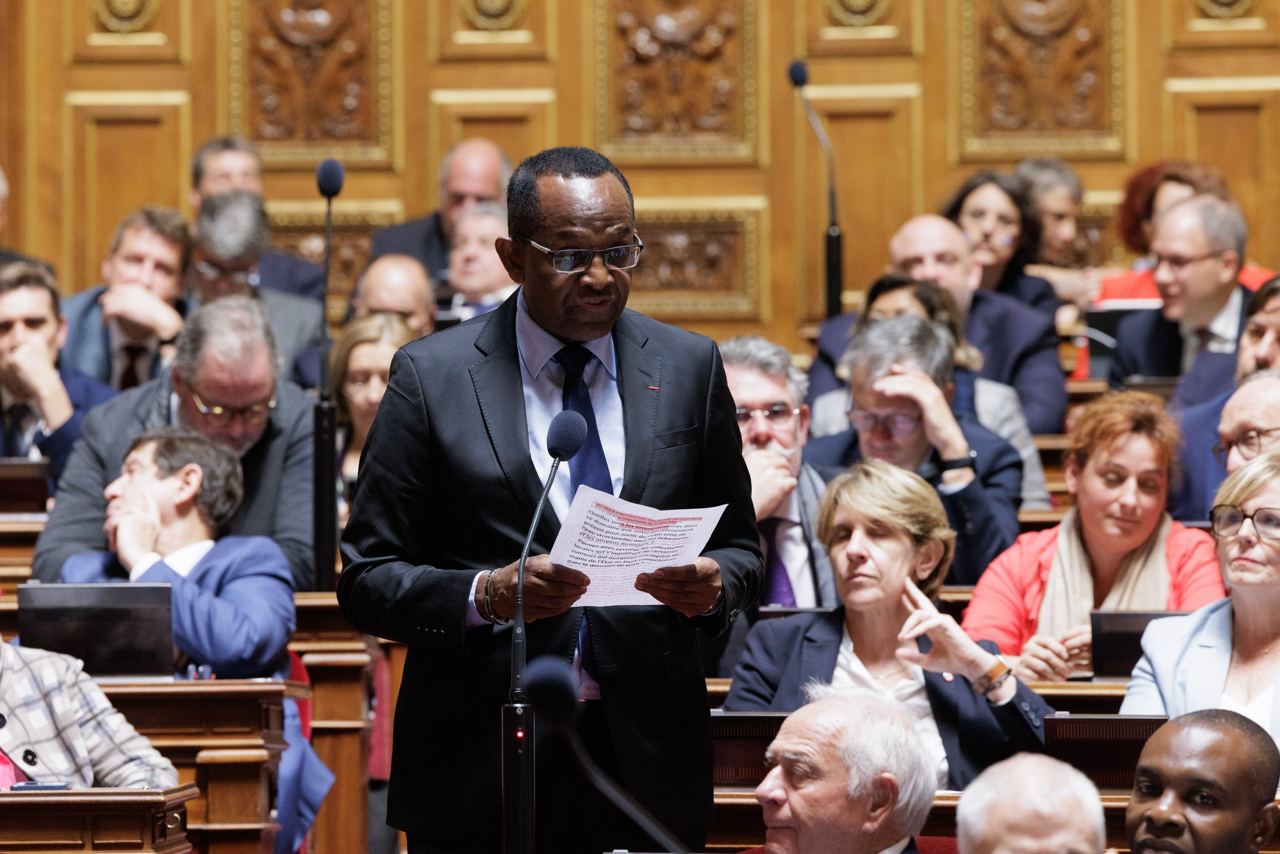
[518, 236, 644, 274]
[193, 260, 259, 289]
[1212, 427, 1280, 465]
[189, 389, 276, 425]
[1152, 250, 1224, 275]
[848, 410, 921, 437]
[1210, 504, 1280, 540]
[735, 403, 799, 427]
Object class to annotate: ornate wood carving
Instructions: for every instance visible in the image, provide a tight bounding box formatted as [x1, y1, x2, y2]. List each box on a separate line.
[230, 0, 393, 167]
[1197, 0, 1256, 17]
[824, 0, 892, 27]
[92, 0, 161, 32]
[463, 0, 530, 30]
[960, 0, 1124, 158]
[598, 0, 758, 163]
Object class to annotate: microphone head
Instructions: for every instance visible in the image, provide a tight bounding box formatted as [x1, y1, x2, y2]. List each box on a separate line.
[315, 159, 345, 199]
[525, 656, 579, 732]
[787, 60, 809, 89]
[547, 410, 587, 461]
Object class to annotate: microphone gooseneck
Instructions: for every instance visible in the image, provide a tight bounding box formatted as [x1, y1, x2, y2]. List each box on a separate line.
[312, 158, 344, 592]
[788, 58, 844, 319]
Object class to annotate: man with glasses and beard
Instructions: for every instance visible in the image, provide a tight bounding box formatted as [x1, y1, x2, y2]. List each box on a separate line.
[804, 315, 1022, 584]
[32, 296, 315, 590]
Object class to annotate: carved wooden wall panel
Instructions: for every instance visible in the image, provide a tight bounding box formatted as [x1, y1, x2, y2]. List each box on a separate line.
[426, 90, 556, 188]
[799, 87, 921, 316]
[596, 0, 759, 163]
[629, 198, 765, 321]
[68, 0, 189, 64]
[1166, 0, 1280, 49]
[1166, 82, 1280, 270]
[806, 0, 919, 56]
[62, 92, 190, 291]
[959, 0, 1125, 159]
[228, 0, 394, 168]
[430, 0, 551, 61]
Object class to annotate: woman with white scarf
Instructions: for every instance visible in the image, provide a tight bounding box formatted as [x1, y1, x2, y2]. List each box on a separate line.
[962, 391, 1225, 681]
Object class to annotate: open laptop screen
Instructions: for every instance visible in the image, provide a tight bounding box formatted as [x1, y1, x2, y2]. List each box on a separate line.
[17, 583, 174, 679]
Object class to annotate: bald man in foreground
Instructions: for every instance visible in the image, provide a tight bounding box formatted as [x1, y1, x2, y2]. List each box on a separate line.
[1127, 709, 1280, 854]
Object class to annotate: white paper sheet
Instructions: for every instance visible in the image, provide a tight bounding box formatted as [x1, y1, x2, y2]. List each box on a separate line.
[548, 486, 726, 607]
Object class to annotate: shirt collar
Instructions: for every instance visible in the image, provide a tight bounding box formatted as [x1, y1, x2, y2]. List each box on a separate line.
[514, 289, 616, 381]
[1181, 285, 1242, 345]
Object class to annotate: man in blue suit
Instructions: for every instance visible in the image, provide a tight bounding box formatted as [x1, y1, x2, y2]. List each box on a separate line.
[190, 135, 325, 302]
[810, 215, 1066, 433]
[1110, 195, 1251, 411]
[1171, 276, 1280, 520]
[0, 262, 114, 485]
[58, 426, 332, 854]
[805, 315, 1022, 584]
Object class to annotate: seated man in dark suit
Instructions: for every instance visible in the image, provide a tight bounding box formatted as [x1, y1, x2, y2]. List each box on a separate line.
[189, 135, 324, 302]
[190, 190, 326, 388]
[0, 262, 115, 484]
[32, 296, 315, 590]
[1172, 276, 1280, 520]
[1110, 194, 1250, 410]
[59, 426, 331, 852]
[60, 207, 190, 390]
[810, 215, 1066, 433]
[804, 315, 1022, 584]
[745, 686, 935, 854]
[957, 754, 1105, 854]
[369, 137, 510, 304]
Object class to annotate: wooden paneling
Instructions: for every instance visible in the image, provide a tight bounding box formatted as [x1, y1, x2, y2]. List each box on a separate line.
[61, 92, 190, 291]
[65, 0, 190, 65]
[425, 89, 557, 183]
[805, 0, 920, 57]
[429, 0, 552, 62]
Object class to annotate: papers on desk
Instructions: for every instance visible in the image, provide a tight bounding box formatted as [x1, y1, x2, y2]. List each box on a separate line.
[548, 486, 725, 607]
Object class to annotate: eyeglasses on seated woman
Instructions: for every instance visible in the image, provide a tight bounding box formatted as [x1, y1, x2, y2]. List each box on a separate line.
[724, 459, 1053, 790]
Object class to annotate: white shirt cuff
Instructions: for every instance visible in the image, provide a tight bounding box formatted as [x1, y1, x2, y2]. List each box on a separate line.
[128, 552, 164, 581]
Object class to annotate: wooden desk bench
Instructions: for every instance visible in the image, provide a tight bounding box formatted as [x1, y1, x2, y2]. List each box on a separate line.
[0, 512, 42, 595]
[0, 783, 199, 853]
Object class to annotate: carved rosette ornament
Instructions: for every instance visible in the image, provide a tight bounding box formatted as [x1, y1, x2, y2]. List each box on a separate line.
[463, 0, 530, 30]
[632, 228, 738, 293]
[1196, 0, 1256, 17]
[824, 0, 892, 27]
[92, 0, 161, 33]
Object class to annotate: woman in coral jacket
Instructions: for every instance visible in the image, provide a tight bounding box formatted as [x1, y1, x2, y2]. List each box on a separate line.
[962, 391, 1225, 682]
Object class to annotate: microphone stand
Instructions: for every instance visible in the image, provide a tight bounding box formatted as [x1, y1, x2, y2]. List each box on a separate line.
[796, 80, 844, 319]
[503, 454, 565, 854]
[312, 175, 338, 592]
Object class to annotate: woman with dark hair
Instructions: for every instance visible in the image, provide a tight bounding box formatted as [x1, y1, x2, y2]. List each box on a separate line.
[941, 171, 1058, 317]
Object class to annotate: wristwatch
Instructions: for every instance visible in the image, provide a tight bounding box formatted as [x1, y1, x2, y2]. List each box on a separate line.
[937, 449, 977, 472]
[972, 655, 1013, 697]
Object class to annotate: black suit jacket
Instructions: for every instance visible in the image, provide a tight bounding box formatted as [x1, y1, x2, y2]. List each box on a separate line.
[3, 367, 116, 486]
[32, 374, 316, 589]
[257, 248, 324, 302]
[802, 417, 1022, 585]
[369, 212, 450, 287]
[723, 609, 1052, 789]
[337, 294, 763, 847]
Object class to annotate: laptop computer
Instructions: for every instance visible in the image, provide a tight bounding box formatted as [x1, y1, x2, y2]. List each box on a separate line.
[17, 583, 175, 681]
[1090, 610, 1187, 679]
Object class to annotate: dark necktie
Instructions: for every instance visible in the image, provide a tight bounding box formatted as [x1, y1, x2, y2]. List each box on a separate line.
[3, 403, 33, 458]
[118, 344, 150, 390]
[554, 345, 613, 497]
[757, 517, 797, 607]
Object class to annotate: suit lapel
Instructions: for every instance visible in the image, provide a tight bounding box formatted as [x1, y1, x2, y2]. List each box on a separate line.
[799, 610, 844, 688]
[613, 312, 660, 504]
[1181, 603, 1232, 713]
[469, 299, 554, 536]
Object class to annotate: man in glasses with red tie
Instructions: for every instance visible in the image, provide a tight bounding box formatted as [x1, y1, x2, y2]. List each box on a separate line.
[339, 146, 762, 854]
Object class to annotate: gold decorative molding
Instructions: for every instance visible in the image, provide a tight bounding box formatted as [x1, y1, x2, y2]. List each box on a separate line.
[1164, 76, 1280, 92]
[959, 0, 1126, 159]
[68, 0, 189, 64]
[264, 199, 405, 227]
[1197, 0, 1256, 18]
[428, 89, 556, 105]
[227, 0, 395, 169]
[596, 0, 760, 164]
[430, 0, 550, 61]
[462, 0, 530, 30]
[92, 0, 161, 33]
[629, 196, 767, 321]
[825, 0, 892, 27]
[810, 0, 919, 56]
[1166, 0, 1278, 47]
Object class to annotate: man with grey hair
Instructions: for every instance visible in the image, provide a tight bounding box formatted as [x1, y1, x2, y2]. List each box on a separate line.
[370, 138, 512, 305]
[748, 685, 936, 854]
[445, 201, 518, 322]
[33, 295, 316, 590]
[191, 189, 325, 388]
[957, 753, 1107, 854]
[805, 315, 1022, 583]
[189, 134, 325, 302]
[1111, 194, 1252, 410]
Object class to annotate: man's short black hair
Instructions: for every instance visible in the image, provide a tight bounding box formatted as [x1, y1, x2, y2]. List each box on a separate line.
[506, 146, 634, 240]
[0, 261, 60, 318]
[126, 427, 244, 537]
[1171, 709, 1280, 809]
[1247, 276, 1280, 319]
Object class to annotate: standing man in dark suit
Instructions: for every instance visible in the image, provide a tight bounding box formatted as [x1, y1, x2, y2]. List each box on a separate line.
[189, 135, 325, 302]
[369, 138, 510, 307]
[810, 215, 1066, 434]
[1110, 194, 1250, 410]
[339, 146, 762, 853]
[805, 315, 1022, 584]
[0, 263, 115, 484]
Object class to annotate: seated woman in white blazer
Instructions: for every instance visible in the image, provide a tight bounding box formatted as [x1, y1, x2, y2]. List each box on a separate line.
[1122, 452, 1280, 735]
